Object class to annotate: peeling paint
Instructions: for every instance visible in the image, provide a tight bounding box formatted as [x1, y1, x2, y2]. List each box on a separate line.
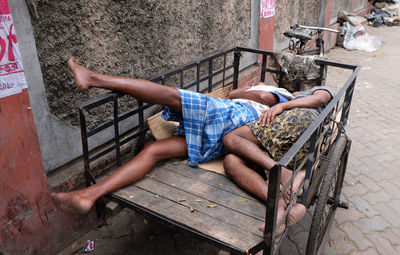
[2, 208, 34, 232]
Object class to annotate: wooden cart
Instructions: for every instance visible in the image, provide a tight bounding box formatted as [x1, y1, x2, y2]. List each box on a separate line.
[77, 47, 360, 255]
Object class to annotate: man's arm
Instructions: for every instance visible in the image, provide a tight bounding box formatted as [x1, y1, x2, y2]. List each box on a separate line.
[227, 83, 279, 106]
[258, 89, 332, 126]
[226, 84, 252, 99]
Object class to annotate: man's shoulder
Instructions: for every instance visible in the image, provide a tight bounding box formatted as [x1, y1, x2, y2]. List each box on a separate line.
[311, 86, 335, 97]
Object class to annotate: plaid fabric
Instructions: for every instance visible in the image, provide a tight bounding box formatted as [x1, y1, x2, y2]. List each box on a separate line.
[161, 89, 259, 166]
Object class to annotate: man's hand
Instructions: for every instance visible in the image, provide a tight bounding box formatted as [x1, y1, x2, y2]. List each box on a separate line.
[258, 104, 284, 127]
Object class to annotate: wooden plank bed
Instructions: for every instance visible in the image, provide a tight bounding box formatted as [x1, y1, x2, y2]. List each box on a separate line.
[104, 160, 264, 253]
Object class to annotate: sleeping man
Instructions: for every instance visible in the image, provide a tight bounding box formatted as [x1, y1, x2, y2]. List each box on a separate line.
[223, 86, 334, 233]
[51, 57, 294, 214]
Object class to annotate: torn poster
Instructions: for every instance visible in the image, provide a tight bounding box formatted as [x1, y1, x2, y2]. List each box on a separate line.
[0, 0, 27, 99]
[260, 0, 275, 19]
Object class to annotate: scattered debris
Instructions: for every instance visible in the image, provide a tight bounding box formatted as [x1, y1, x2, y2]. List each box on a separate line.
[364, 1, 400, 27]
[84, 240, 94, 252]
[339, 10, 366, 25]
[189, 206, 195, 212]
[341, 22, 382, 52]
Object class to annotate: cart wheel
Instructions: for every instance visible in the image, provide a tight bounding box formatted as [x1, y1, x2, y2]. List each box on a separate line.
[306, 135, 349, 255]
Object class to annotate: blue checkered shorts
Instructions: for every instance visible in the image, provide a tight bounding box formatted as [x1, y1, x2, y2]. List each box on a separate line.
[161, 89, 258, 166]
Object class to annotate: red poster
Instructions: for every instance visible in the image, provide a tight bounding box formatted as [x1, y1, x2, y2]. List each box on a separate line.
[0, 0, 27, 99]
[260, 0, 275, 19]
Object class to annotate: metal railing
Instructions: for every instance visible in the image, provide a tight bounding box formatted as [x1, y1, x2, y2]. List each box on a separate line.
[78, 47, 252, 185]
[261, 61, 360, 255]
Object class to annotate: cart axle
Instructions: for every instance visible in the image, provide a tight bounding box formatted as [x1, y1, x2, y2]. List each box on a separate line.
[327, 198, 349, 209]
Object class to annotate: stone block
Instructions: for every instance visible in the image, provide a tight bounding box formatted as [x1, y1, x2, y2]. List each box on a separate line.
[381, 229, 400, 246]
[350, 247, 379, 255]
[362, 189, 392, 205]
[374, 202, 400, 227]
[387, 199, 400, 214]
[342, 183, 369, 197]
[339, 222, 373, 250]
[334, 205, 363, 225]
[321, 237, 356, 255]
[105, 201, 123, 217]
[347, 196, 378, 218]
[367, 232, 400, 255]
[353, 216, 390, 234]
[357, 175, 382, 193]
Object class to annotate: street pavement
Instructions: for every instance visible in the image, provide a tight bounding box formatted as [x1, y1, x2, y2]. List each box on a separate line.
[59, 25, 400, 255]
[279, 24, 400, 255]
[323, 25, 400, 255]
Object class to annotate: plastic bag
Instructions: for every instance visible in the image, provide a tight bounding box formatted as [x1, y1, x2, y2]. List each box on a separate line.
[343, 22, 382, 52]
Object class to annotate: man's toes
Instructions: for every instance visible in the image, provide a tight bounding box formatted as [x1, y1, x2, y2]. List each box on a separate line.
[288, 204, 307, 226]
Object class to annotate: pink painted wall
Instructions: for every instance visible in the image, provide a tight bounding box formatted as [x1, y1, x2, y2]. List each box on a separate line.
[0, 1, 97, 254]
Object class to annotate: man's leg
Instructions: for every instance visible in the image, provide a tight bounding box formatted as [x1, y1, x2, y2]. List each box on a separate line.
[224, 153, 306, 234]
[68, 57, 182, 112]
[52, 136, 187, 214]
[223, 125, 304, 191]
[224, 153, 269, 201]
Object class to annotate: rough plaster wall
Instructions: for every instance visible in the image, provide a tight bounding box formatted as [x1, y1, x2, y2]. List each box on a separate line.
[274, 0, 322, 43]
[331, 0, 366, 19]
[354, 0, 367, 11]
[331, 0, 352, 19]
[31, 0, 251, 127]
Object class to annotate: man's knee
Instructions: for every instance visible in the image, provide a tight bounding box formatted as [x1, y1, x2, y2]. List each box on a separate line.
[141, 141, 170, 161]
[142, 137, 187, 161]
[223, 153, 239, 176]
[165, 87, 182, 111]
[223, 133, 235, 152]
[141, 142, 160, 158]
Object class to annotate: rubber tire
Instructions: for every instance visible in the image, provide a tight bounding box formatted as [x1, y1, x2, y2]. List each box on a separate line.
[305, 135, 348, 255]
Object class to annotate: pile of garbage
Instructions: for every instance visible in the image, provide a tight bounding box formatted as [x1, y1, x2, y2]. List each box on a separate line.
[336, 11, 382, 52]
[364, 0, 400, 27]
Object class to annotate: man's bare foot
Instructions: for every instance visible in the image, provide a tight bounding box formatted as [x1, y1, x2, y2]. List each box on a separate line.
[282, 169, 306, 204]
[287, 203, 306, 225]
[67, 56, 94, 91]
[51, 190, 94, 214]
[258, 202, 307, 234]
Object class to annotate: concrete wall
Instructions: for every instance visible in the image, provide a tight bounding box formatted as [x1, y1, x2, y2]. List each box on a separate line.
[0, 89, 99, 255]
[14, 0, 260, 173]
[330, 0, 367, 24]
[274, 0, 324, 50]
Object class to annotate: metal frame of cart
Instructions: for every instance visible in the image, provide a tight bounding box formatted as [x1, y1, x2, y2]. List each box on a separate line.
[77, 47, 360, 255]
